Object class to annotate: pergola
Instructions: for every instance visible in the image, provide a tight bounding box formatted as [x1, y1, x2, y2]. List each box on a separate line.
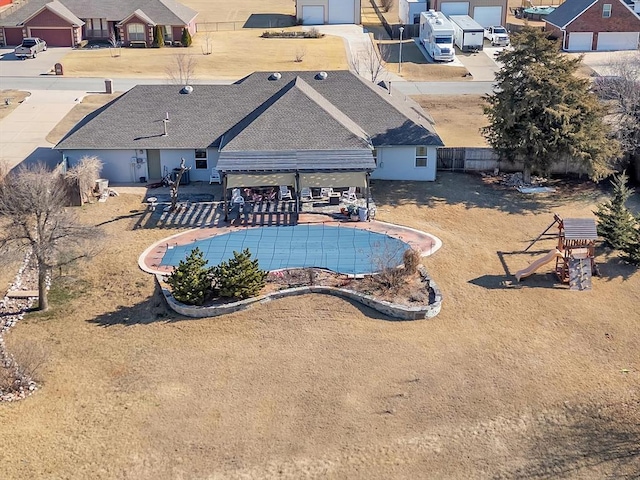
[217, 150, 375, 222]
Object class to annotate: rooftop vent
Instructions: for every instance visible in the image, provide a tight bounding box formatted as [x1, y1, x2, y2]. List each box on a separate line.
[316, 71, 328, 80]
[181, 85, 194, 94]
[269, 72, 282, 81]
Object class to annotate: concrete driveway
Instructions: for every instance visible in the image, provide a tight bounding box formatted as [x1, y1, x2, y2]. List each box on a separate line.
[0, 89, 86, 171]
[572, 50, 640, 78]
[0, 47, 72, 77]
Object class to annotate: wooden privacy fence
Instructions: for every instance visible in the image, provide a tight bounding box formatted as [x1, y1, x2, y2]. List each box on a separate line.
[437, 147, 589, 175]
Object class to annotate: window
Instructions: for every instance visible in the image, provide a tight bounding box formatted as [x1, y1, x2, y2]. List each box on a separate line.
[602, 4, 611, 17]
[415, 146, 428, 168]
[87, 18, 107, 37]
[195, 149, 207, 169]
[163, 25, 172, 42]
[372, 148, 377, 165]
[127, 23, 145, 42]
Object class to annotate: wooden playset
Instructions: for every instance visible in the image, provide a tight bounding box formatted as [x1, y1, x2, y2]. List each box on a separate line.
[516, 214, 598, 290]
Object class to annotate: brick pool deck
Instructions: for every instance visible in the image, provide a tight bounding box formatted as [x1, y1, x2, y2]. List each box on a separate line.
[139, 213, 442, 276]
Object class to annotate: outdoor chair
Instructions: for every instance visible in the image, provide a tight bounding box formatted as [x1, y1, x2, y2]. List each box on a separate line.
[209, 169, 221, 184]
[265, 188, 277, 202]
[300, 187, 313, 201]
[231, 188, 244, 206]
[278, 185, 293, 201]
[320, 187, 333, 198]
[342, 186, 357, 202]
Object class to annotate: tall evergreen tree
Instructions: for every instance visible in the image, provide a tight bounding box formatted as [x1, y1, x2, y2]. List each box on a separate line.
[482, 27, 619, 183]
[214, 249, 267, 300]
[152, 25, 165, 48]
[621, 214, 640, 265]
[594, 171, 637, 250]
[181, 27, 192, 47]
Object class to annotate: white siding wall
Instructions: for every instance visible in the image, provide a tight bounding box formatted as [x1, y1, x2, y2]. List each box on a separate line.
[159, 149, 220, 182]
[62, 149, 147, 184]
[370, 146, 437, 181]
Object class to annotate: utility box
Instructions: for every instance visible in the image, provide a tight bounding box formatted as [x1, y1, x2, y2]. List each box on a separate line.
[399, 0, 428, 24]
[172, 168, 190, 185]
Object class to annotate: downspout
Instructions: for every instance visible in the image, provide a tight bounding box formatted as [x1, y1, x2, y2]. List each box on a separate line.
[562, 29, 567, 51]
[294, 172, 300, 215]
[223, 174, 229, 222]
[365, 172, 370, 215]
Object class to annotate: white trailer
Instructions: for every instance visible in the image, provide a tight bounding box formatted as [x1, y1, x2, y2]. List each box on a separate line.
[449, 15, 485, 52]
[399, 0, 428, 25]
[419, 10, 455, 62]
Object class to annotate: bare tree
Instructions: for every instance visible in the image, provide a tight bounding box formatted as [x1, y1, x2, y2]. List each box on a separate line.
[294, 46, 307, 63]
[593, 53, 640, 171]
[166, 54, 197, 85]
[0, 163, 102, 311]
[200, 19, 213, 55]
[63, 155, 103, 205]
[168, 158, 191, 212]
[350, 37, 389, 84]
[108, 32, 121, 57]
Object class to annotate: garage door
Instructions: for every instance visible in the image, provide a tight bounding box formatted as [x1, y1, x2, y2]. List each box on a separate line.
[3, 28, 24, 46]
[29, 28, 72, 46]
[328, 0, 354, 23]
[302, 5, 324, 25]
[596, 32, 639, 51]
[440, 2, 469, 16]
[473, 6, 502, 27]
[567, 32, 593, 51]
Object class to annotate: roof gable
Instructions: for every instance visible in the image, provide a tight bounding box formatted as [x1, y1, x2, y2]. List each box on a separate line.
[118, 9, 156, 25]
[544, 0, 598, 28]
[0, 0, 196, 27]
[21, 0, 83, 26]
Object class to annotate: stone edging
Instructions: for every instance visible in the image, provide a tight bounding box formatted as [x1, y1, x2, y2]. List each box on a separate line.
[157, 264, 443, 321]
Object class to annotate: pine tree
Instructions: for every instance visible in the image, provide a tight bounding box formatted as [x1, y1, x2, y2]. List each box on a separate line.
[152, 25, 165, 48]
[482, 27, 620, 183]
[594, 171, 637, 250]
[621, 215, 640, 265]
[214, 249, 267, 300]
[181, 27, 192, 47]
[166, 247, 213, 305]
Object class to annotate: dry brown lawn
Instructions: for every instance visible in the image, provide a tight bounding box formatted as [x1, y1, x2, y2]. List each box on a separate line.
[415, 94, 489, 146]
[0, 173, 638, 479]
[58, 29, 348, 79]
[0, 90, 30, 121]
[380, 40, 471, 81]
[45, 93, 122, 144]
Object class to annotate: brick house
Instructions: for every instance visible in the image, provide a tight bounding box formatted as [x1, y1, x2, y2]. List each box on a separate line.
[0, 0, 197, 47]
[544, 0, 640, 51]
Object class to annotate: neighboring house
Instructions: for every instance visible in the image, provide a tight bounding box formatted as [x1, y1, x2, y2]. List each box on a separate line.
[400, 0, 429, 25]
[55, 71, 443, 189]
[0, 0, 197, 47]
[544, 0, 640, 51]
[430, 0, 508, 27]
[296, 0, 361, 25]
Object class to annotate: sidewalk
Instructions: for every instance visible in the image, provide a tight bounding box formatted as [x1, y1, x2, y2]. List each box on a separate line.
[0, 89, 86, 170]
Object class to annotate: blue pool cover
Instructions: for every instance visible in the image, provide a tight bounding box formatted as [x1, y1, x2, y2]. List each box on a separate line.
[161, 225, 410, 275]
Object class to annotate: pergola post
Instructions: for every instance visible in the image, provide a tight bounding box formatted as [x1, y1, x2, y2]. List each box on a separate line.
[222, 174, 229, 222]
[294, 172, 300, 213]
[365, 172, 370, 214]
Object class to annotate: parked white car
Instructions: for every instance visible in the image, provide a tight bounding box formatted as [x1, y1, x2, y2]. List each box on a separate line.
[484, 26, 510, 46]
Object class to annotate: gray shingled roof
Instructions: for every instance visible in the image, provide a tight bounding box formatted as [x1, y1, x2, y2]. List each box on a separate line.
[37, 0, 83, 26]
[56, 71, 443, 153]
[544, 0, 597, 28]
[0, 0, 196, 26]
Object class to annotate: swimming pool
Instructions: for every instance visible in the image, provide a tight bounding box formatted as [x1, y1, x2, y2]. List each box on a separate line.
[160, 224, 410, 275]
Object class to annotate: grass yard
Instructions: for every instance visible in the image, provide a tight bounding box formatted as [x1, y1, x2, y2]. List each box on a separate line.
[59, 29, 348, 79]
[380, 40, 471, 81]
[0, 173, 638, 479]
[0, 90, 30, 121]
[415, 94, 489, 146]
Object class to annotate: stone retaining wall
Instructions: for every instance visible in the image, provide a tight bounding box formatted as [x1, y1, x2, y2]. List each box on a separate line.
[157, 266, 443, 321]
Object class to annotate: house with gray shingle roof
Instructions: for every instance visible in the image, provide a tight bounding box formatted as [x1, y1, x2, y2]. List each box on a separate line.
[544, 0, 640, 51]
[0, 0, 197, 47]
[55, 70, 444, 189]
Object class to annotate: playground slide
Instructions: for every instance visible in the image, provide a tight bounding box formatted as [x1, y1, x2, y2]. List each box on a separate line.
[515, 249, 563, 281]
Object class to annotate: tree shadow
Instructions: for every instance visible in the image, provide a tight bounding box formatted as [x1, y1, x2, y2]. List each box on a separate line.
[596, 249, 639, 282]
[496, 401, 640, 479]
[9, 147, 62, 173]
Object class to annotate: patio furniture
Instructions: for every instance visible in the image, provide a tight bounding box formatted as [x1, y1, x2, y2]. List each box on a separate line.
[265, 188, 277, 202]
[329, 192, 341, 205]
[209, 169, 221, 184]
[278, 185, 293, 201]
[320, 187, 333, 198]
[300, 187, 313, 201]
[231, 188, 244, 206]
[342, 186, 357, 202]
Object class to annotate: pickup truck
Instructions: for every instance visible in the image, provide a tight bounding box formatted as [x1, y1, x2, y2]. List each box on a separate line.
[484, 26, 510, 47]
[14, 37, 47, 59]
